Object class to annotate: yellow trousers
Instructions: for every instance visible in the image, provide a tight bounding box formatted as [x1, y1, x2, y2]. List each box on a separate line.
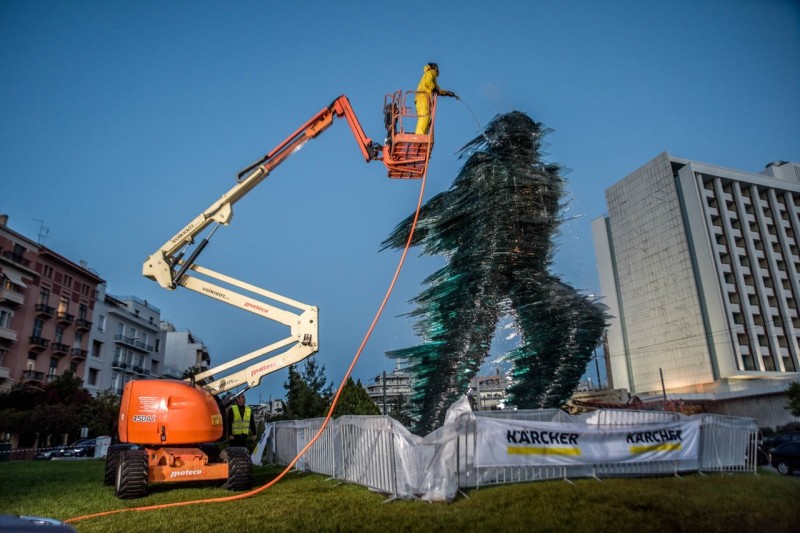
[415, 94, 431, 134]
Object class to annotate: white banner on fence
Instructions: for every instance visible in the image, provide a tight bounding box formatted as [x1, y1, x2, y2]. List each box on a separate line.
[475, 417, 701, 467]
[251, 424, 272, 466]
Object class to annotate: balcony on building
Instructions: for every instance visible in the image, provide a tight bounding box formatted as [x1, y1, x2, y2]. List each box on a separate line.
[114, 334, 153, 352]
[111, 358, 128, 370]
[29, 336, 50, 350]
[57, 311, 74, 325]
[70, 347, 88, 360]
[51, 342, 70, 356]
[0, 286, 24, 307]
[35, 304, 54, 318]
[1, 250, 31, 268]
[0, 326, 17, 344]
[75, 318, 92, 331]
[21, 370, 45, 382]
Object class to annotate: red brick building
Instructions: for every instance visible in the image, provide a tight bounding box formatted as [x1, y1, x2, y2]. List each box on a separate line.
[0, 215, 104, 393]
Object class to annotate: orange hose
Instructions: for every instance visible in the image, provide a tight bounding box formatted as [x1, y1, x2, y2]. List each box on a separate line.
[66, 162, 430, 525]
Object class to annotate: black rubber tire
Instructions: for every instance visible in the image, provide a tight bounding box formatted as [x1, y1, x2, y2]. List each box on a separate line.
[103, 448, 121, 486]
[115, 449, 149, 499]
[776, 461, 792, 475]
[225, 447, 253, 491]
[105, 444, 137, 485]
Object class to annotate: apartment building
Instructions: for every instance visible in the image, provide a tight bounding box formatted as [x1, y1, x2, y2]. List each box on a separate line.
[84, 285, 166, 396]
[0, 215, 103, 393]
[159, 320, 211, 379]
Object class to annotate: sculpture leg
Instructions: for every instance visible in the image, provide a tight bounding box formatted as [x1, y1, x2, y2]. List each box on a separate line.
[389, 269, 500, 434]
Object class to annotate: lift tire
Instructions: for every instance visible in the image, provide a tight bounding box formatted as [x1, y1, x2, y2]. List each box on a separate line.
[115, 449, 149, 499]
[225, 447, 253, 491]
[104, 444, 135, 486]
[103, 448, 121, 486]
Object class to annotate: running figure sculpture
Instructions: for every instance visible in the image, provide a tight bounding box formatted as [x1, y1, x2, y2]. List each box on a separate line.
[382, 111, 607, 434]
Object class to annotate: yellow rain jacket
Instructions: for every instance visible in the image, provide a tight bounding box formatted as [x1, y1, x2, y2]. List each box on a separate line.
[415, 65, 442, 134]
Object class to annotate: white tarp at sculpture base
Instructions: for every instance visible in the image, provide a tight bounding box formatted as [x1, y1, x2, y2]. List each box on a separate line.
[474, 417, 702, 467]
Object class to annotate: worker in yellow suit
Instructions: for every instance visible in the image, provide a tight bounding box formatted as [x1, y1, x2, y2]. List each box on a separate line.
[415, 63, 457, 134]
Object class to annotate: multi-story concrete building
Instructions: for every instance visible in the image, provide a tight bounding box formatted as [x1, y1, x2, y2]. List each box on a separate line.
[84, 285, 166, 396]
[366, 365, 412, 416]
[159, 321, 211, 379]
[0, 215, 104, 393]
[593, 154, 800, 428]
[468, 369, 508, 411]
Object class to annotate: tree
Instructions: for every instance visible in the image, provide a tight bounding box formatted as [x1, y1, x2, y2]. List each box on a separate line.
[282, 357, 331, 420]
[787, 381, 800, 417]
[332, 378, 380, 417]
[82, 389, 121, 438]
[0, 372, 97, 447]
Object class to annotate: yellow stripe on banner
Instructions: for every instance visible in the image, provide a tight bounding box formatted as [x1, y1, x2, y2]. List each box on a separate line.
[629, 442, 682, 454]
[507, 447, 581, 456]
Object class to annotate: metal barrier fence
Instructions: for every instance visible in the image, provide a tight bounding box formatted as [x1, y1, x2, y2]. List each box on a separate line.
[262, 405, 758, 501]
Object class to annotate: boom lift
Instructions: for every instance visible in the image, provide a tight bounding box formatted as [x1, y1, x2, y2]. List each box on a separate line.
[108, 91, 440, 498]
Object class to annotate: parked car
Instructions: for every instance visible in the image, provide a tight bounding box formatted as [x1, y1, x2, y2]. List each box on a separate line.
[769, 441, 800, 475]
[34, 438, 96, 460]
[761, 430, 800, 453]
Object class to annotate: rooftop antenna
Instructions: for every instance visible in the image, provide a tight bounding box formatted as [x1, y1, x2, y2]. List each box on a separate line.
[32, 219, 49, 245]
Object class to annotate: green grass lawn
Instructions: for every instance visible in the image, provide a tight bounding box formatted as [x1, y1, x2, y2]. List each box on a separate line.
[1, 459, 798, 532]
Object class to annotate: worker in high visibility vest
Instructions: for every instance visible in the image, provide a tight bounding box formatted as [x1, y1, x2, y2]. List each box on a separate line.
[226, 393, 256, 448]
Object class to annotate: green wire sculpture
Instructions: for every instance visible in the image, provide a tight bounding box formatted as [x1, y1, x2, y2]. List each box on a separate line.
[382, 111, 607, 434]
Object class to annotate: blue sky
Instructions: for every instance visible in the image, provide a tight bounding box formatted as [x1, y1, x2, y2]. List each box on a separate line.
[2, 0, 799, 402]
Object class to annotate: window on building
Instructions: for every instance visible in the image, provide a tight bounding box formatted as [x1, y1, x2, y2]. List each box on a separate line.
[26, 353, 36, 371]
[92, 340, 103, 358]
[42, 264, 53, 279]
[62, 274, 73, 289]
[49, 357, 58, 376]
[69, 361, 78, 374]
[0, 309, 12, 329]
[32, 318, 43, 338]
[97, 314, 106, 332]
[73, 331, 83, 348]
[78, 303, 88, 320]
[88, 368, 99, 386]
[12, 244, 25, 262]
[117, 322, 125, 337]
[151, 361, 159, 376]
[39, 287, 50, 305]
[58, 295, 69, 315]
[155, 338, 160, 352]
[54, 325, 64, 344]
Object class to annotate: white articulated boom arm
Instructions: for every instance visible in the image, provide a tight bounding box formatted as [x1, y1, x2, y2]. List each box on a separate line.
[142, 96, 382, 396]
